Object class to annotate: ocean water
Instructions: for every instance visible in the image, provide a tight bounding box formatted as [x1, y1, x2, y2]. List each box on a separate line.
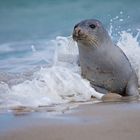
[0, 0, 140, 112]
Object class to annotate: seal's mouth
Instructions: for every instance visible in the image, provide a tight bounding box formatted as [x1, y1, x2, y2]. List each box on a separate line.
[72, 34, 87, 41]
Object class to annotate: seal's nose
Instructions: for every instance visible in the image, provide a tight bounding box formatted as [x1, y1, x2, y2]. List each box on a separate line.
[73, 26, 83, 39]
[75, 27, 82, 37]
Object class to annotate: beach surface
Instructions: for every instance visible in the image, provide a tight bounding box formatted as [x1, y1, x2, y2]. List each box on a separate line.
[1, 101, 140, 140]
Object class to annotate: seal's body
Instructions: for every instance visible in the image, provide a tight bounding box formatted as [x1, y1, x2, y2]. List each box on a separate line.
[73, 19, 139, 98]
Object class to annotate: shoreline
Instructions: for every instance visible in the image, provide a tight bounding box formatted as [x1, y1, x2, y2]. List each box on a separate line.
[1, 101, 140, 140]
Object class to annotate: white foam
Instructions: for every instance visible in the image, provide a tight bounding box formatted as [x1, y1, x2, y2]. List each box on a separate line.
[117, 30, 140, 85]
[0, 36, 104, 109]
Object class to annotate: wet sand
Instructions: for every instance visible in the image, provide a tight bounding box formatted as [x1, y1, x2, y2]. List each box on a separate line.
[1, 101, 140, 140]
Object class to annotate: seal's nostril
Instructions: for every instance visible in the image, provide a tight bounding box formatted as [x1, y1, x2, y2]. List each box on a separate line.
[78, 29, 81, 35]
[73, 27, 81, 37]
[74, 24, 79, 29]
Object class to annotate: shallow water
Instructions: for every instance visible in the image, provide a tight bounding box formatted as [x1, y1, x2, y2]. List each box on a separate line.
[0, 0, 140, 112]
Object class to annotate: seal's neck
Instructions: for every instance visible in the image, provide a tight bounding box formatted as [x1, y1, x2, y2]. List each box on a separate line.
[97, 29, 114, 48]
[100, 36, 114, 48]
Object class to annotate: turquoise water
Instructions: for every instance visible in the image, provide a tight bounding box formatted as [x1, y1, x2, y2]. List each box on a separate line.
[0, 0, 140, 43]
[0, 0, 140, 110]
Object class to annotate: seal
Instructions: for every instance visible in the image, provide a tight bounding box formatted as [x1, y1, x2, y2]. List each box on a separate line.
[72, 19, 139, 101]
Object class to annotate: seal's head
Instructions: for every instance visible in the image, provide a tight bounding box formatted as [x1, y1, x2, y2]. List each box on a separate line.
[73, 19, 111, 47]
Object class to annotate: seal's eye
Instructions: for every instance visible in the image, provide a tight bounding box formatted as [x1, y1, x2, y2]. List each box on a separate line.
[89, 24, 96, 29]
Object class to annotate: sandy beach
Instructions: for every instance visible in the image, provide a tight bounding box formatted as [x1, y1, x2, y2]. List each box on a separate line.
[1, 101, 140, 140]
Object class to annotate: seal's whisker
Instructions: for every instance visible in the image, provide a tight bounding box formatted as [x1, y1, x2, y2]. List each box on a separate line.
[92, 40, 98, 48]
[93, 37, 99, 47]
[67, 36, 78, 55]
[68, 37, 74, 47]
[67, 35, 72, 39]
[86, 37, 98, 48]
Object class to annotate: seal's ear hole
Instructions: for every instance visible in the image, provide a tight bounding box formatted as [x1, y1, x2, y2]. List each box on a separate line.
[89, 24, 96, 29]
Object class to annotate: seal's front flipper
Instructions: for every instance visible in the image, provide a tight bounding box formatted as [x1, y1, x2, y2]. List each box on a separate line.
[91, 84, 108, 94]
[101, 93, 122, 102]
[90, 85, 122, 101]
[126, 73, 139, 97]
[101, 93, 138, 102]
